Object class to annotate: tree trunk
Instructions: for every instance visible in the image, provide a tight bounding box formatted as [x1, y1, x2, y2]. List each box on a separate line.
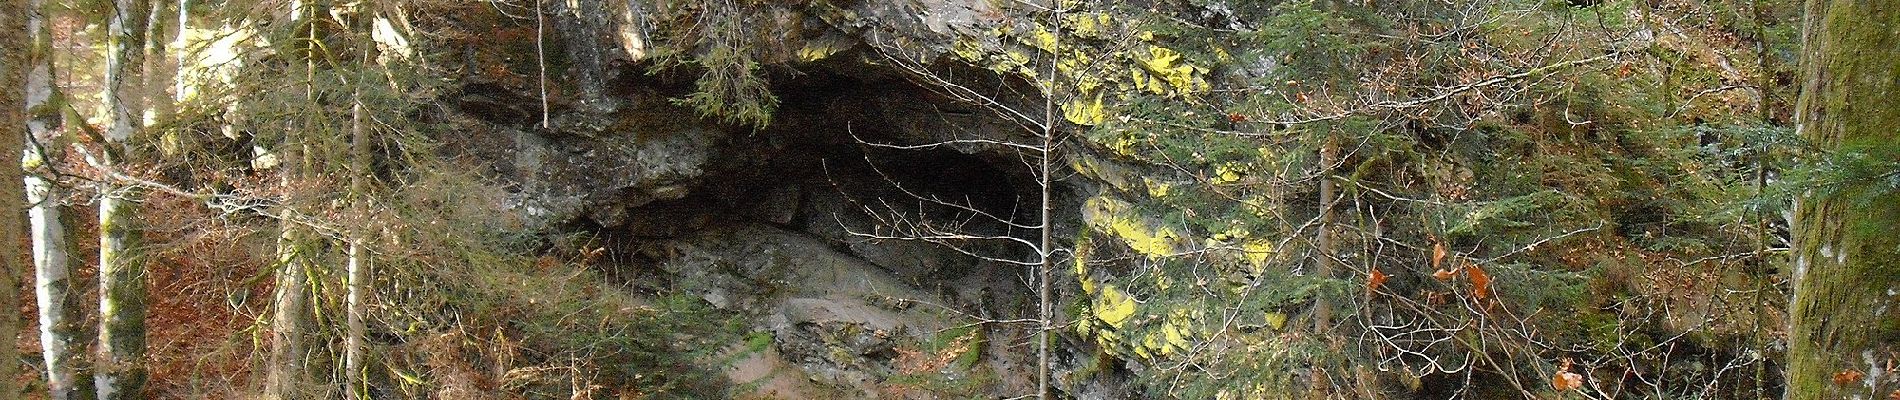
[1784, 1, 1900, 399]
[265, 3, 316, 397]
[1314, 135, 1337, 332]
[265, 228, 310, 399]
[96, 0, 151, 398]
[1035, 18, 1059, 399]
[141, 0, 169, 130]
[163, 0, 194, 156]
[344, 97, 370, 400]
[0, 0, 30, 398]
[1036, 91, 1053, 400]
[25, 1, 93, 398]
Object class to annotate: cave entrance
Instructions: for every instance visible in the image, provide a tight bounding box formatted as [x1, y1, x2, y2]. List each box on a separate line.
[603, 55, 1070, 299]
[561, 53, 1073, 397]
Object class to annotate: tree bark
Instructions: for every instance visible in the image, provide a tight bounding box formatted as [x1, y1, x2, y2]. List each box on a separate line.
[25, 1, 93, 398]
[1314, 135, 1337, 332]
[97, 0, 151, 398]
[344, 96, 370, 400]
[1785, 1, 1900, 399]
[0, 0, 30, 398]
[265, 228, 310, 399]
[141, 0, 170, 131]
[1035, 16, 1060, 400]
[265, 3, 317, 397]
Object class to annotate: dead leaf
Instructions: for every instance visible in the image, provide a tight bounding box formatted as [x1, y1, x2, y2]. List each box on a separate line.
[1835, 369, 1865, 385]
[1431, 242, 1447, 270]
[1432, 268, 1456, 281]
[1552, 358, 1583, 391]
[1552, 371, 1583, 391]
[1468, 265, 1492, 300]
[1367, 268, 1389, 294]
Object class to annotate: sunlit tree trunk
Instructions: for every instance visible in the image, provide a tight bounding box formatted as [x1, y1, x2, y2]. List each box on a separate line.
[344, 95, 370, 400]
[265, 228, 311, 399]
[25, 1, 93, 398]
[1784, 1, 1900, 399]
[97, 0, 151, 398]
[0, 0, 30, 398]
[164, 0, 194, 156]
[141, 0, 170, 131]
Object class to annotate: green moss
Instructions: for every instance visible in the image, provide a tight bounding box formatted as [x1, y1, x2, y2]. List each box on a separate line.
[744, 330, 774, 353]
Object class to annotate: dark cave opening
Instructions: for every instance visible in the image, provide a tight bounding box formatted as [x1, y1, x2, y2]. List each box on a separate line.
[581, 55, 1075, 295]
[632, 56, 1052, 236]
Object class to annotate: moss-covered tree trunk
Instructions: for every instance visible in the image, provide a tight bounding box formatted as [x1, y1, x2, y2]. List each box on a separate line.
[265, 3, 319, 398]
[1785, 0, 1900, 398]
[97, 0, 151, 398]
[0, 0, 29, 398]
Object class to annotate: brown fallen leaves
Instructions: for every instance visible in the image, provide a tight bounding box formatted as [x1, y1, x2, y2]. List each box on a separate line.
[1432, 267, 1457, 281]
[1367, 268, 1389, 294]
[1552, 358, 1584, 391]
[1468, 265, 1492, 300]
[1428, 241, 1491, 300]
[1835, 369, 1865, 385]
[1431, 242, 1448, 270]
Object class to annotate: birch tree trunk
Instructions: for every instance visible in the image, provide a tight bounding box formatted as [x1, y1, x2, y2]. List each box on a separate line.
[97, 0, 151, 398]
[141, 0, 169, 130]
[0, 1, 30, 398]
[25, 1, 93, 398]
[1784, 0, 1900, 398]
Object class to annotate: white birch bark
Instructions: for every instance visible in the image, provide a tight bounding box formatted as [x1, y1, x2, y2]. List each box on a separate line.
[97, 0, 151, 398]
[25, 1, 91, 397]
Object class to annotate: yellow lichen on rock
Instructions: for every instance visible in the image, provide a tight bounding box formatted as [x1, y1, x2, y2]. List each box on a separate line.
[1131, 45, 1210, 96]
[1084, 196, 1187, 257]
[796, 41, 841, 62]
[1064, 13, 1114, 39]
[951, 37, 987, 63]
[1063, 92, 1106, 126]
[1212, 162, 1248, 184]
[1241, 240, 1274, 271]
[1094, 284, 1137, 328]
[1160, 309, 1197, 355]
[1026, 23, 1061, 53]
[1142, 177, 1173, 198]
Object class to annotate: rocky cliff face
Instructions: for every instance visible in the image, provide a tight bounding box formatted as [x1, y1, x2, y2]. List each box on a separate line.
[426, 1, 1110, 397]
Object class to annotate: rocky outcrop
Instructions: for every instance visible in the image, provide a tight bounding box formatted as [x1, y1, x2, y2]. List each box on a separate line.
[427, 1, 1106, 398]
